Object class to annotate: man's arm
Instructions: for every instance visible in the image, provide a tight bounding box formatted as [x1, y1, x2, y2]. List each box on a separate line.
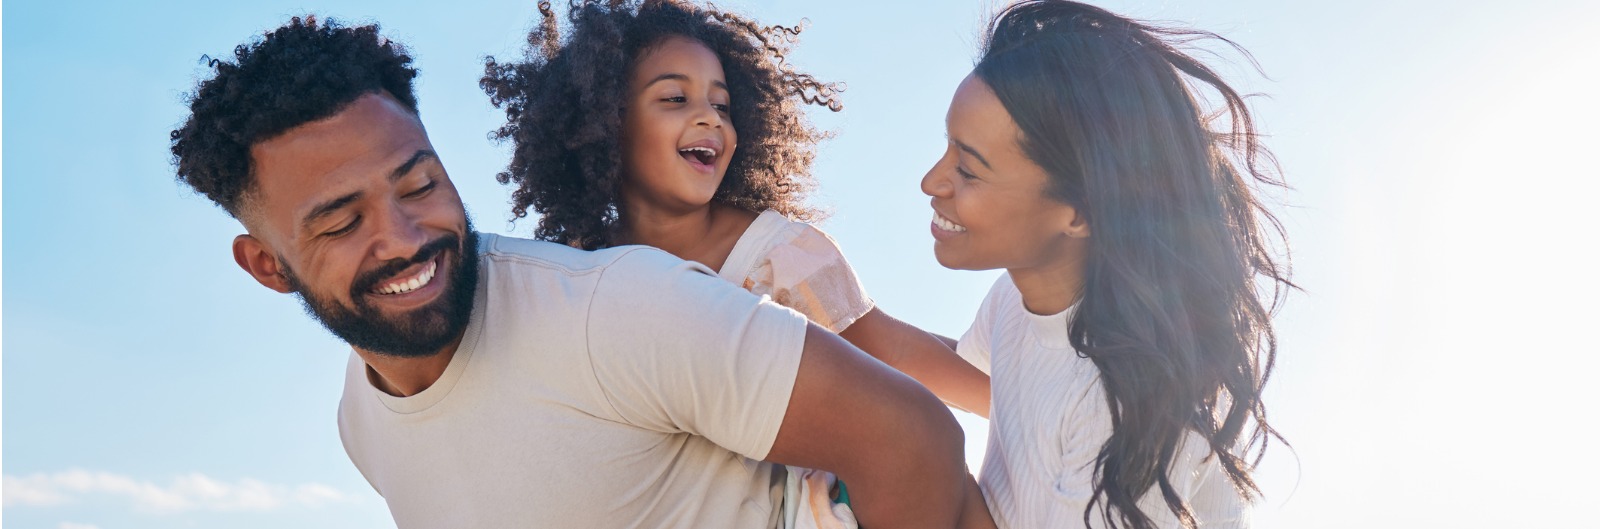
[764, 324, 987, 529]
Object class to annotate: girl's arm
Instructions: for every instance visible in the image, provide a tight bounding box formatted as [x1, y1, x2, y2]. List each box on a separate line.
[839, 308, 991, 417]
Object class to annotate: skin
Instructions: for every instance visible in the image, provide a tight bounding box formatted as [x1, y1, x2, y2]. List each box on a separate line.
[613, 36, 995, 528]
[615, 36, 754, 272]
[233, 92, 468, 397]
[921, 74, 1091, 315]
[231, 91, 985, 528]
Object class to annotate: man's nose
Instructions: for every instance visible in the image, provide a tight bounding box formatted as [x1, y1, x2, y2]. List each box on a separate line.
[370, 201, 427, 262]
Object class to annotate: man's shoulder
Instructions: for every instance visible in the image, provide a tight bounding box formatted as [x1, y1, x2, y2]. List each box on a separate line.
[477, 233, 692, 278]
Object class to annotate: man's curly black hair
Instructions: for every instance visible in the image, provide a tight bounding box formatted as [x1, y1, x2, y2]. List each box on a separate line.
[482, 0, 842, 249]
[170, 15, 419, 219]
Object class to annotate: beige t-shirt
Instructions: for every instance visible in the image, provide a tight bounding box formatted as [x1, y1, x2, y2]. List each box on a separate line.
[338, 233, 809, 529]
[718, 210, 874, 333]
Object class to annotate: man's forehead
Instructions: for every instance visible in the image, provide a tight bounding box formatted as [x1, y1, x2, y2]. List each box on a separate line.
[247, 93, 429, 222]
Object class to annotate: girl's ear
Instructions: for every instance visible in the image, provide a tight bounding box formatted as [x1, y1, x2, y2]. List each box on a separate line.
[233, 234, 295, 294]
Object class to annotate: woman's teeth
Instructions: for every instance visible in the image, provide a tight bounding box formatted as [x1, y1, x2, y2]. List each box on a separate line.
[933, 213, 967, 233]
[375, 261, 437, 295]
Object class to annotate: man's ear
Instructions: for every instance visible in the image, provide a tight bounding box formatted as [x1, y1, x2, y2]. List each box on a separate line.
[233, 234, 294, 294]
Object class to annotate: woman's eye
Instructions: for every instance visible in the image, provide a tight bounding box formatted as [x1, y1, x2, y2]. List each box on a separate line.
[956, 166, 980, 181]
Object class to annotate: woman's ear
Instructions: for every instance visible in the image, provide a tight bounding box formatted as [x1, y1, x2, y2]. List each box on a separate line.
[233, 234, 295, 294]
[1061, 205, 1091, 238]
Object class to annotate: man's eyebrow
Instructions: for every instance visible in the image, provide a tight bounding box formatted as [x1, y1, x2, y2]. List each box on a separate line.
[949, 135, 993, 170]
[390, 150, 437, 181]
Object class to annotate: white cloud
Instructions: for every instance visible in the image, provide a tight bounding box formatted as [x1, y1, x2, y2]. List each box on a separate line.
[3, 470, 349, 514]
[59, 523, 102, 529]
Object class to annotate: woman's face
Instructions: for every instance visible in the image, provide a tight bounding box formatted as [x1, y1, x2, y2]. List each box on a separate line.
[620, 36, 738, 215]
[920, 74, 1087, 274]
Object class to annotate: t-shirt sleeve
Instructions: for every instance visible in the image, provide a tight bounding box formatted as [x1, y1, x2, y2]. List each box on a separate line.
[955, 275, 1010, 375]
[742, 224, 874, 334]
[583, 248, 810, 461]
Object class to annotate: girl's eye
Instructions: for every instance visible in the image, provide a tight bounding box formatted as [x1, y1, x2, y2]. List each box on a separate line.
[662, 96, 686, 103]
[405, 180, 438, 199]
[324, 217, 361, 238]
[711, 103, 730, 113]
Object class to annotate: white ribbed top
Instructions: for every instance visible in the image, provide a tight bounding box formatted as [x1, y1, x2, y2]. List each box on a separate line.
[957, 274, 1249, 529]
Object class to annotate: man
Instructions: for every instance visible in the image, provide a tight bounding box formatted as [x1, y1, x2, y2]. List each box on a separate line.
[170, 16, 989, 529]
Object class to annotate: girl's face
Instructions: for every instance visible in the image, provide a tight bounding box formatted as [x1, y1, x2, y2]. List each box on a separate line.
[921, 74, 1087, 274]
[620, 36, 737, 215]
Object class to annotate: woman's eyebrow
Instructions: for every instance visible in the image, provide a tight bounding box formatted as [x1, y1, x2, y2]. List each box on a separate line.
[947, 134, 993, 170]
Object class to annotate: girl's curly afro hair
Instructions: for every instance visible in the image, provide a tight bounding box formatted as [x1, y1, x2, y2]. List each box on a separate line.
[482, 0, 842, 249]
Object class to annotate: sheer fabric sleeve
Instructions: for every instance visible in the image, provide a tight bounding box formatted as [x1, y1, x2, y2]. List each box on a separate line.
[742, 224, 874, 334]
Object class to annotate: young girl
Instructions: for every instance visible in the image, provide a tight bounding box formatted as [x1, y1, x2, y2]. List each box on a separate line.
[481, 1, 995, 528]
[922, 1, 1291, 528]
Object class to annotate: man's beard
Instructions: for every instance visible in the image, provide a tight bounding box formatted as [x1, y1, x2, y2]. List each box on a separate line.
[282, 222, 480, 358]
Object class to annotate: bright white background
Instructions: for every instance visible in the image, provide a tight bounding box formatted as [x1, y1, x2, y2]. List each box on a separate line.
[5, 0, 1599, 527]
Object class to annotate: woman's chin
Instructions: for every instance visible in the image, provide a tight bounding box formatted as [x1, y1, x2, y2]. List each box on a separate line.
[932, 245, 978, 271]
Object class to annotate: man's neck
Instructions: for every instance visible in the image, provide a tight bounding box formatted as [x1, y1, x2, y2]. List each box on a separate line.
[356, 333, 465, 397]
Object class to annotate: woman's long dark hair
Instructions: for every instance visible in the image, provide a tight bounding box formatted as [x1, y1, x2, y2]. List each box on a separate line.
[974, 2, 1291, 527]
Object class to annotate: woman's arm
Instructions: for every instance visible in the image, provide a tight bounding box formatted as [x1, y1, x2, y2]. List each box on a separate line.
[839, 308, 991, 417]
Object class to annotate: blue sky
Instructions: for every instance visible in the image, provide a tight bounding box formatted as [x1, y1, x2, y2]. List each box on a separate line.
[5, 0, 1599, 527]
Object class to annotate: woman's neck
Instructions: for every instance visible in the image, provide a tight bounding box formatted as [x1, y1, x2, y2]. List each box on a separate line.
[1007, 239, 1089, 316]
[617, 201, 756, 273]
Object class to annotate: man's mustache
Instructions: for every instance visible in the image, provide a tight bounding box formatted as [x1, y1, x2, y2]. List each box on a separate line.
[350, 234, 461, 296]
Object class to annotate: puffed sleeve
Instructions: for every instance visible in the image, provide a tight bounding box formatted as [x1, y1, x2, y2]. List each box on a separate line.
[743, 224, 874, 334]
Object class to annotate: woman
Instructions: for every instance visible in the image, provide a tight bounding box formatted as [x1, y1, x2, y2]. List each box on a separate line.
[920, 1, 1292, 527]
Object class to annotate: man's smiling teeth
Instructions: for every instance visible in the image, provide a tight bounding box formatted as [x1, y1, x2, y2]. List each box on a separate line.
[375, 261, 437, 295]
[933, 213, 967, 232]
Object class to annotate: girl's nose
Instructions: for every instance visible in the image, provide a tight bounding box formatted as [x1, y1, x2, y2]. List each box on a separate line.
[694, 101, 724, 128]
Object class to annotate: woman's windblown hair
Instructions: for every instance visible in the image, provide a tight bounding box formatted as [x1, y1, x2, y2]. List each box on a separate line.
[974, 2, 1292, 527]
